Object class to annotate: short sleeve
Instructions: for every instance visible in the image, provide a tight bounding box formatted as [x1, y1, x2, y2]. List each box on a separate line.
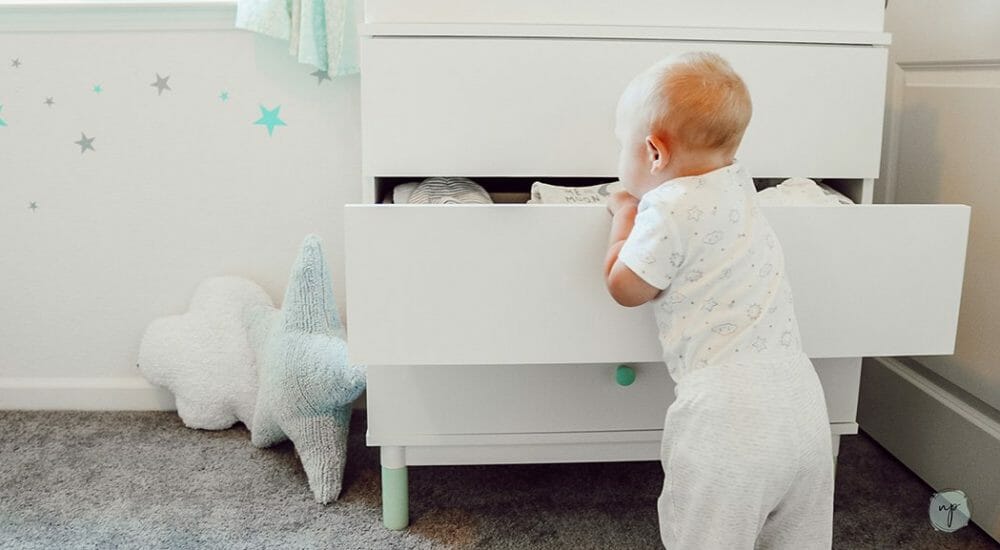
[618, 199, 684, 290]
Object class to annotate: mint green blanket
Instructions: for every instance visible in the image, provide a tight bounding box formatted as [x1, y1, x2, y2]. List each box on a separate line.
[236, 0, 360, 74]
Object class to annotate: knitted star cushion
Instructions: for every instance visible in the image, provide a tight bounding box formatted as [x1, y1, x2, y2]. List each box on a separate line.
[247, 234, 367, 504]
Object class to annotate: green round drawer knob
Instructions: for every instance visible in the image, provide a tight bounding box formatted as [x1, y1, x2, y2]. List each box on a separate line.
[615, 364, 636, 386]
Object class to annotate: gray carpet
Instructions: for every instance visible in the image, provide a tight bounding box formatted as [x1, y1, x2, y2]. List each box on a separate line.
[0, 410, 996, 550]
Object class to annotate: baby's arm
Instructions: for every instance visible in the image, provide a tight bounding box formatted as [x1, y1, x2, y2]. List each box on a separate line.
[604, 191, 662, 307]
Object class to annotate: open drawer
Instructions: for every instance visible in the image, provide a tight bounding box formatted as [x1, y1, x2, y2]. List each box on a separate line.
[345, 204, 970, 366]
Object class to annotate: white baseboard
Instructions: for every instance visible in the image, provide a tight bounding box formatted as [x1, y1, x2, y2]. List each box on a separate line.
[0, 377, 177, 411]
[0, 377, 368, 411]
[859, 357, 1000, 543]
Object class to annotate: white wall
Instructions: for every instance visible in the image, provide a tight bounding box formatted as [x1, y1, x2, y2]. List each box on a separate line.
[860, 1, 1000, 542]
[0, 9, 362, 409]
[879, 0, 1000, 413]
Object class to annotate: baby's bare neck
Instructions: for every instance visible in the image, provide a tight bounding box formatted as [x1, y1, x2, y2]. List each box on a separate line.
[670, 148, 735, 179]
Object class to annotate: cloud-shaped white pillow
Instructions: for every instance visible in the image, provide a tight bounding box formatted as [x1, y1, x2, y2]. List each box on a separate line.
[137, 277, 273, 431]
[137, 236, 366, 504]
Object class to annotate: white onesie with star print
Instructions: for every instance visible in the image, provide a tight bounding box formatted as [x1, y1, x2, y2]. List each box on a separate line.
[619, 162, 835, 549]
[619, 162, 802, 382]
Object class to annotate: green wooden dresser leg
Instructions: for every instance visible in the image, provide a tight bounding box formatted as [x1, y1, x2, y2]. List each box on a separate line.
[382, 465, 409, 530]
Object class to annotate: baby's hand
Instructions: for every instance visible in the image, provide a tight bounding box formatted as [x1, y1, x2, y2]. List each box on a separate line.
[607, 189, 639, 215]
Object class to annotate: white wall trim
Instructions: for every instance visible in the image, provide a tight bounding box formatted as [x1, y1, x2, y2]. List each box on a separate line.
[0, 377, 368, 411]
[878, 357, 1000, 440]
[897, 59, 1000, 70]
[0, 376, 177, 410]
[0, 1, 237, 32]
[880, 63, 905, 204]
[859, 357, 1000, 543]
[881, 59, 1000, 204]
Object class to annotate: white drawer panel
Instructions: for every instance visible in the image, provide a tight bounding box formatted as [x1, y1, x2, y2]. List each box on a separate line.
[345, 204, 969, 366]
[361, 38, 887, 178]
[368, 363, 672, 435]
[365, 358, 860, 437]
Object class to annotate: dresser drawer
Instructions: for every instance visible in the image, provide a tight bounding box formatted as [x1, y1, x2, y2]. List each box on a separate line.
[365, 358, 860, 437]
[361, 37, 887, 178]
[367, 362, 672, 436]
[344, 204, 969, 366]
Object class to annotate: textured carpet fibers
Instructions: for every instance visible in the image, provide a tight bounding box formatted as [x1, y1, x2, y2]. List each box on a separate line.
[0, 410, 996, 549]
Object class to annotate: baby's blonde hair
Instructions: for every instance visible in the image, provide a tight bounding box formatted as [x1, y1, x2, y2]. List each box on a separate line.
[625, 52, 752, 153]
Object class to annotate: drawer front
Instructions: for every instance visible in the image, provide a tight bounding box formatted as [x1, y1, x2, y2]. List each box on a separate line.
[344, 204, 969, 366]
[365, 358, 860, 436]
[361, 38, 887, 178]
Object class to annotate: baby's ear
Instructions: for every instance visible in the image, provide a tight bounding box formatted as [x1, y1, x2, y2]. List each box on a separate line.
[646, 135, 670, 171]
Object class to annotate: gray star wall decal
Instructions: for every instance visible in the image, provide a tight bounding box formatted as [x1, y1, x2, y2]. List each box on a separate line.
[311, 69, 331, 85]
[75, 133, 96, 154]
[11, 58, 21, 68]
[44, 97, 55, 107]
[151, 73, 171, 95]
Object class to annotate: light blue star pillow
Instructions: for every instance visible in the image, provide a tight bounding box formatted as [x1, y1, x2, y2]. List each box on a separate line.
[137, 277, 273, 431]
[247, 234, 367, 504]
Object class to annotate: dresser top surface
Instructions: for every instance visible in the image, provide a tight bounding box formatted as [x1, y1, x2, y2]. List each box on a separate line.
[361, 23, 891, 46]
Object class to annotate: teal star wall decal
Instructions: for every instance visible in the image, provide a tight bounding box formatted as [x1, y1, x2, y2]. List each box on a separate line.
[93, 84, 103, 94]
[253, 104, 286, 136]
[219, 91, 229, 102]
[0, 105, 6, 127]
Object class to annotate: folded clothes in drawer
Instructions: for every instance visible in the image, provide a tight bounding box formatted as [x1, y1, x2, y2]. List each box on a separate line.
[527, 181, 624, 205]
[385, 180, 530, 204]
[390, 177, 493, 204]
[386, 178, 628, 205]
[381, 176, 854, 206]
[757, 178, 854, 206]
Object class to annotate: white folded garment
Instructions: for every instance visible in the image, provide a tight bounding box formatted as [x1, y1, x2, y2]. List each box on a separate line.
[528, 180, 625, 204]
[392, 182, 419, 204]
[756, 177, 854, 206]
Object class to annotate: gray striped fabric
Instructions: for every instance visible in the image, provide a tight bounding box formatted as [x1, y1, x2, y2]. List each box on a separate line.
[407, 177, 493, 204]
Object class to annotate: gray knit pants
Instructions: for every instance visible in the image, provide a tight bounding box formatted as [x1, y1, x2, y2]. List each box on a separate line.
[658, 352, 834, 549]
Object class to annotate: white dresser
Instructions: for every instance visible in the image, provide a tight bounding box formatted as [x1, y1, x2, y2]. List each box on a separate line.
[344, 1, 970, 530]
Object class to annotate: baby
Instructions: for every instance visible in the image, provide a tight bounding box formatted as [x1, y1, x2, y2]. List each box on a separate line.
[604, 52, 835, 549]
